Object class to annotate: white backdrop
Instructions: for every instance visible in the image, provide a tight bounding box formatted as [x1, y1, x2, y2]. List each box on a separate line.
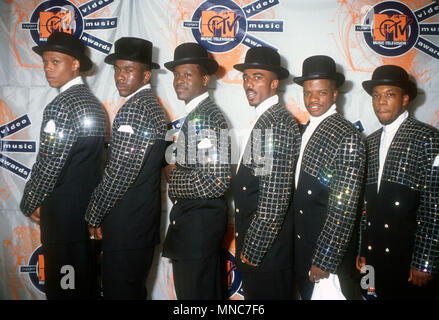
[1, 0, 438, 300]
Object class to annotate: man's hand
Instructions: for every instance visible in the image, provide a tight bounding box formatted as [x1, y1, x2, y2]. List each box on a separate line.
[240, 252, 257, 267]
[309, 265, 329, 283]
[88, 225, 103, 240]
[164, 164, 177, 181]
[29, 207, 41, 224]
[408, 268, 432, 287]
[356, 256, 366, 272]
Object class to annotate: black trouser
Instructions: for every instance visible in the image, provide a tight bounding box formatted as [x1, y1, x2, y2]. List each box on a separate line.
[43, 240, 97, 300]
[240, 268, 297, 300]
[102, 247, 155, 300]
[172, 254, 224, 300]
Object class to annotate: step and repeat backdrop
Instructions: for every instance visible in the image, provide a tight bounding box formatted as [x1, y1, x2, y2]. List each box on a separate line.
[0, 0, 438, 300]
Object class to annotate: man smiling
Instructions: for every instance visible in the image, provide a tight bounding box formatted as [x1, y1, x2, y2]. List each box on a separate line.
[358, 65, 439, 299]
[291, 55, 365, 300]
[85, 37, 167, 299]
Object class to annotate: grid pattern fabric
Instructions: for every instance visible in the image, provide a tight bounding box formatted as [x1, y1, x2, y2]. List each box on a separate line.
[85, 88, 167, 227]
[168, 97, 231, 200]
[301, 113, 366, 273]
[240, 103, 300, 266]
[20, 84, 106, 216]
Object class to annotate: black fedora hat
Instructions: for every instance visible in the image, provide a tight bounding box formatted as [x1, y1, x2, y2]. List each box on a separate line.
[32, 32, 93, 72]
[164, 42, 218, 75]
[362, 65, 417, 101]
[234, 46, 289, 80]
[294, 55, 345, 87]
[104, 37, 160, 69]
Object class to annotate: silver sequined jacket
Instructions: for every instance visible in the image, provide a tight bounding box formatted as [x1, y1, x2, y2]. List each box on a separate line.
[168, 96, 231, 200]
[20, 84, 106, 217]
[85, 88, 167, 227]
[360, 116, 439, 274]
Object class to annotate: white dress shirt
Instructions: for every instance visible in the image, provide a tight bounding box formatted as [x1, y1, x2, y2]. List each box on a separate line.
[377, 110, 408, 192]
[60, 76, 84, 93]
[236, 94, 279, 172]
[295, 104, 337, 188]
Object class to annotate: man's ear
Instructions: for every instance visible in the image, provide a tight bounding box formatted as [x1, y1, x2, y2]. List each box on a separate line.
[402, 93, 410, 108]
[143, 70, 152, 84]
[72, 58, 80, 72]
[332, 88, 339, 103]
[270, 78, 279, 91]
[203, 74, 210, 88]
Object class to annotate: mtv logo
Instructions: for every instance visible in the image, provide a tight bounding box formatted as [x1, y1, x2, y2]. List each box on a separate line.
[373, 13, 409, 42]
[39, 10, 74, 38]
[201, 10, 240, 38]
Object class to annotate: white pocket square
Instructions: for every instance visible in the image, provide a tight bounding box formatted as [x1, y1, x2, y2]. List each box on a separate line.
[433, 155, 439, 167]
[197, 138, 213, 149]
[43, 119, 56, 134]
[117, 125, 134, 134]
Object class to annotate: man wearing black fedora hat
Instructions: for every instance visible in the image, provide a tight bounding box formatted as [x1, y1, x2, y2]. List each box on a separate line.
[20, 31, 106, 299]
[161, 42, 231, 300]
[84, 37, 167, 299]
[232, 46, 300, 299]
[357, 65, 439, 299]
[291, 55, 366, 300]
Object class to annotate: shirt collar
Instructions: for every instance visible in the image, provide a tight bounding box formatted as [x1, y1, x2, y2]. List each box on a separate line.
[255, 95, 279, 118]
[124, 83, 151, 101]
[60, 76, 83, 93]
[308, 104, 337, 125]
[185, 91, 209, 114]
[382, 110, 408, 134]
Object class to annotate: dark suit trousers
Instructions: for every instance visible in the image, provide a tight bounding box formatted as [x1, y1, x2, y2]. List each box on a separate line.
[102, 247, 154, 300]
[43, 240, 97, 300]
[240, 268, 296, 300]
[171, 254, 224, 300]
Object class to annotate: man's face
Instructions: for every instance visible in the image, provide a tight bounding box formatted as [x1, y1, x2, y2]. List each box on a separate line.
[42, 51, 79, 88]
[303, 79, 338, 117]
[242, 69, 279, 107]
[372, 85, 409, 125]
[173, 64, 209, 104]
[114, 59, 151, 97]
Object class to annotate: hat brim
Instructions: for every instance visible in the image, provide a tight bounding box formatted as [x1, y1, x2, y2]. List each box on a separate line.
[32, 44, 93, 72]
[164, 57, 218, 75]
[293, 73, 345, 87]
[233, 62, 289, 80]
[104, 53, 160, 69]
[362, 79, 417, 101]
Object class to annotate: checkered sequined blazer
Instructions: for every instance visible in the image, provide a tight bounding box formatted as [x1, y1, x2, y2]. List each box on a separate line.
[85, 88, 167, 235]
[360, 116, 439, 274]
[293, 113, 366, 275]
[168, 96, 231, 200]
[20, 84, 106, 244]
[234, 103, 300, 268]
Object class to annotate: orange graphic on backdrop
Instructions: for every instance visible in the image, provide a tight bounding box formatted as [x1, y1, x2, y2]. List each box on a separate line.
[0, 225, 41, 299]
[39, 10, 74, 38]
[373, 13, 411, 42]
[201, 10, 240, 39]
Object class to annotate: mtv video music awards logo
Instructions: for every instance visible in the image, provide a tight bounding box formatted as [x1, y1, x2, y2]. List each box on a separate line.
[356, 1, 439, 59]
[0, 115, 36, 180]
[184, 0, 284, 53]
[19, 245, 45, 294]
[22, 0, 117, 54]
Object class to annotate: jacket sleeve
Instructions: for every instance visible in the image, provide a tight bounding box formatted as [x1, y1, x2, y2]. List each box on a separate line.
[168, 110, 231, 199]
[241, 120, 300, 266]
[20, 102, 76, 216]
[312, 133, 366, 273]
[85, 101, 166, 227]
[411, 131, 439, 274]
